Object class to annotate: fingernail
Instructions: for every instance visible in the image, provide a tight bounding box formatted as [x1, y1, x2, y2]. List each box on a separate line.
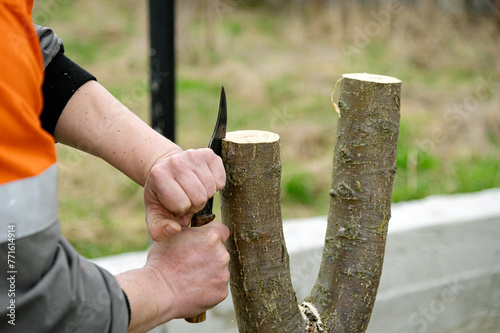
[164, 225, 178, 237]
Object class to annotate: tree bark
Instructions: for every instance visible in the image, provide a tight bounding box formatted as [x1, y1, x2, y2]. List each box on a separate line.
[221, 130, 304, 332]
[222, 73, 401, 332]
[305, 73, 401, 332]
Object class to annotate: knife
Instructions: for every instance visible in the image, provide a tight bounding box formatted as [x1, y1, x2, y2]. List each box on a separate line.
[185, 86, 227, 323]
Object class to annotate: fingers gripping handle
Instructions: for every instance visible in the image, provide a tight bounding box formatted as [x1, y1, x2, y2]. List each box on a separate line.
[184, 213, 216, 323]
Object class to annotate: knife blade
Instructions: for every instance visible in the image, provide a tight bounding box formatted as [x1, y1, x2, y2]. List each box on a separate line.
[190, 86, 227, 227]
[185, 86, 227, 324]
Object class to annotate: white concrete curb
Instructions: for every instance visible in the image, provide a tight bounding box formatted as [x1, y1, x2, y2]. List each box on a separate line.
[93, 188, 500, 273]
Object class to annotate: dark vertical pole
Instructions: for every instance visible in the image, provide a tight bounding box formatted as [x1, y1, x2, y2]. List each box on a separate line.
[149, 0, 175, 142]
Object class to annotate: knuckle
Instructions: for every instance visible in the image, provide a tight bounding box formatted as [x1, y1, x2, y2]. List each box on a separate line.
[217, 174, 226, 190]
[220, 222, 230, 235]
[223, 268, 230, 284]
[201, 148, 217, 163]
[214, 154, 224, 166]
[174, 200, 191, 217]
[191, 195, 207, 211]
[213, 276, 229, 298]
[169, 153, 183, 169]
[205, 229, 221, 245]
[206, 183, 217, 198]
[221, 250, 230, 266]
[200, 147, 213, 156]
[184, 149, 198, 160]
[149, 163, 163, 180]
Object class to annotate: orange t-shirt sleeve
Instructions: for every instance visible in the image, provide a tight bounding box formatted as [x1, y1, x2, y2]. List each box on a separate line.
[0, 0, 57, 184]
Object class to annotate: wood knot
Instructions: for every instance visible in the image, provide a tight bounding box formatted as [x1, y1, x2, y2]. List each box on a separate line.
[240, 230, 261, 242]
[336, 223, 361, 240]
[375, 119, 397, 138]
[339, 146, 352, 163]
[330, 182, 359, 201]
[330, 179, 366, 201]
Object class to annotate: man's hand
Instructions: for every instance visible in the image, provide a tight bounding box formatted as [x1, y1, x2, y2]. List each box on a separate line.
[116, 221, 230, 332]
[146, 221, 230, 318]
[144, 148, 226, 241]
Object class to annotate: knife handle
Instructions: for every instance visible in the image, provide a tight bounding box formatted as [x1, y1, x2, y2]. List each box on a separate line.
[184, 212, 216, 323]
[190, 213, 215, 227]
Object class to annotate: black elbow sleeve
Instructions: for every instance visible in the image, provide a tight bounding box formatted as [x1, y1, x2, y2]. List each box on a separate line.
[40, 52, 96, 136]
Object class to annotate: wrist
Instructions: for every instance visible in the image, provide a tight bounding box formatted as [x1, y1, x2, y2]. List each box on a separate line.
[143, 147, 183, 186]
[148, 147, 183, 171]
[116, 267, 175, 332]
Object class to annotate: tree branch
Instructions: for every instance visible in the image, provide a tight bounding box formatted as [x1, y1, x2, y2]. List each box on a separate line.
[305, 73, 401, 333]
[221, 130, 304, 332]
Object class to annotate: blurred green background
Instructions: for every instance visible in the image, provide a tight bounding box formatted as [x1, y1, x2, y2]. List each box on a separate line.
[33, 0, 500, 258]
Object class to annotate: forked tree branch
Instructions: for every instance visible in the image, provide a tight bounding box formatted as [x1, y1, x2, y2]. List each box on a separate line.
[305, 73, 401, 332]
[221, 73, 401, 332]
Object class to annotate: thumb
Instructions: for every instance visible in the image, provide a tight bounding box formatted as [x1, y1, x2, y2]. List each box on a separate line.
[146, 208, 186, 242]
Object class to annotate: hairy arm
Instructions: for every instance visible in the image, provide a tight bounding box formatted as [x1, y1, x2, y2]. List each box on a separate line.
[53, 80, 179, 186]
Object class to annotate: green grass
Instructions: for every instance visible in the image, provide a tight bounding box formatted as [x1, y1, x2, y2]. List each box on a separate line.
[34, 2, 500, 258]
[392, 153, 500, 202]
[222, 20, 245, 37]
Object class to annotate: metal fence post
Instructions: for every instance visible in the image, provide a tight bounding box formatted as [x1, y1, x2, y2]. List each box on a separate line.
[149, 0, 175, 142]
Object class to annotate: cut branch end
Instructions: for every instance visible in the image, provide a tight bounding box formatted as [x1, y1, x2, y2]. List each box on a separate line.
[342, 73, 401, 84]
[224, 130, 280, 144]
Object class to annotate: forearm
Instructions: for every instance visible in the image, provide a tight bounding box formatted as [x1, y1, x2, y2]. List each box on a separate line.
[54, 80, 181, 186]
